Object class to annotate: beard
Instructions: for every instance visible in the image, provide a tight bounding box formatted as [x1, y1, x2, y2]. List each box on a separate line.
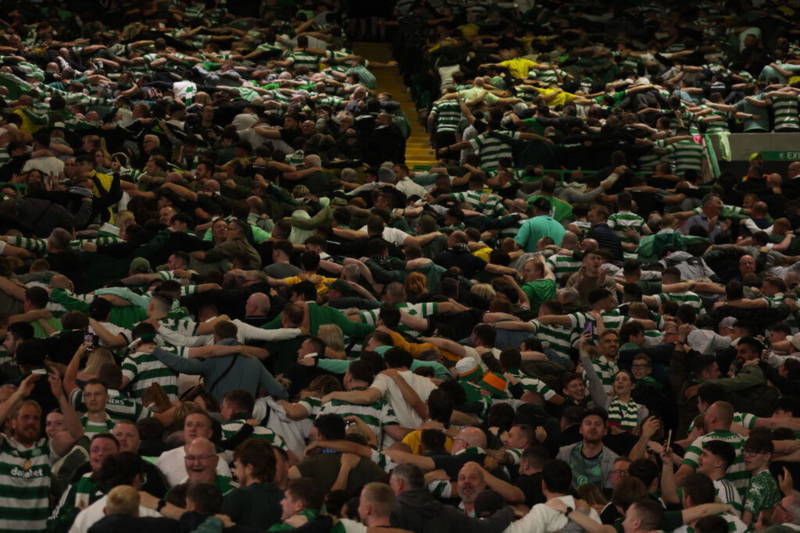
[15, 425, 39, 444]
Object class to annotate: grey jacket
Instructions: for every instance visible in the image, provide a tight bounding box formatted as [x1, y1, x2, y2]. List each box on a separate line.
[556, 442, 619, 490]
[152, 339, 286, 403]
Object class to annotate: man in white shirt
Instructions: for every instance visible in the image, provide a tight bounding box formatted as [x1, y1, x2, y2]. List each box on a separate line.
[506, 459, 602, 533]
[322, 347, 437, 428]
[393, 164, 429, 199]
[157, 411, 231, 487]
[22, 130, 66, 177]
[68, 454, 162, 533]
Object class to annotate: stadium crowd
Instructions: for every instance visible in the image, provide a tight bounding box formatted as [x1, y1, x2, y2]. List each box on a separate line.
[1, 1, 800, 533]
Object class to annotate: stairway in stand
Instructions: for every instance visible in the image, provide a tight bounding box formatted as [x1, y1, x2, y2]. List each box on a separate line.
[352, 41, 437, 168]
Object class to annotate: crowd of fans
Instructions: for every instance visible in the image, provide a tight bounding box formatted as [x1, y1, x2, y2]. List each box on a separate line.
[1, 1, 800, 533]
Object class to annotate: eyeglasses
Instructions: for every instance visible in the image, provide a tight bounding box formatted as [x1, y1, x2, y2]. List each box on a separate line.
[610, 470, 629, 476]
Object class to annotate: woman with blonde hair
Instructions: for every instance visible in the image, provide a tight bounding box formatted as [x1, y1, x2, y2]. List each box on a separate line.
[78, 348, 115, 382]
[115, 210, 136, 238]
[470, 283, 496, 304]
[404, 272, 428, 302]
[318, 324, 346, 359]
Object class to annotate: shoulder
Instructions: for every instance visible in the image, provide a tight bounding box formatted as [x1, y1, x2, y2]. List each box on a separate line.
[158, 446, 183, 463]
[558, 442, 578, 457]
[602, 446, 619, 461]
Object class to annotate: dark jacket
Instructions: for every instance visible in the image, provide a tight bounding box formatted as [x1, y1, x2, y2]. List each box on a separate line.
[17, 196, 93, 236]
[588, 223, 623, 262]
[222, 482, 283, 529]
[178, 511, 261, 533]
[391, 488, 514, 533]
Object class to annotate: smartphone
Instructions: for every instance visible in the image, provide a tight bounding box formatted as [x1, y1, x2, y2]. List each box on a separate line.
[665, 429, 672, 451]
[84, 333, 97, 348]
[584, 321, 594, 336]
[31, 368, 47, 375]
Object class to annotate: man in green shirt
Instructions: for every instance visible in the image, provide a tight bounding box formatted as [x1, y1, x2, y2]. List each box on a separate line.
[515, 197, 566, 252]
[11, 286, 62, 339]
[520, 257, 557, 315]
[741, 434, 780, 526]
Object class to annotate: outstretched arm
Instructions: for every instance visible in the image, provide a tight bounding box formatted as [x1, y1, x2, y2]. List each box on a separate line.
[49, 372, 83, 456]
[322, 387, 382, 405]
[0, 374, 38, 427]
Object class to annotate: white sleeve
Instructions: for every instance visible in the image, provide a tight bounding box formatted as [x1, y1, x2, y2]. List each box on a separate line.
[503, 504, 568, 533]
[742, 218, 760, 234]
[371, 374, 391, 395]
[233, 320, 302, 342]
[215, 456, 232, 477]
[789, 333, 800, 351]
[339, 518, 368, 533]
[346, 183, 381, 196]
[710, 333, 733, 352]
[463, 346, 484, 371]
[156, 326, 210, 348]
[384, 227, 411, 246]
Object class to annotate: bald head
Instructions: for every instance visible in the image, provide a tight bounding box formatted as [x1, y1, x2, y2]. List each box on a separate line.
[185, 437, 218, 482]
[385, 282, 406, 303]
[704, 401, 734, 431]
[245, 292, 270, 316]
[581, 238, 598, 252]
[449, 231, 468, 247]
[561, 231, 578, 248]
[453, 426, 487, 453]
[457, 462, 486, 503]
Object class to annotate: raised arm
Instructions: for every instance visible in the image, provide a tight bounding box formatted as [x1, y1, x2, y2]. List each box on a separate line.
[0, 374, 37, 427]
[64, 342, 89, 395]
[579, 352, 609, 409]
[48, 371, 83, 456]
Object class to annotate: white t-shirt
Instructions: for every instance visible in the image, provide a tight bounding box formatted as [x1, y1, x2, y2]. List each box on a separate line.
[89, 321, 131, 346]
[396, 177, 429, 199]
[371, 370, 437, 428]
[504, 495, 599, 533]
[157, 445, 232, 487]
[463, 346, 501, 371]
[673, 513, 747, 533]
[357, 226, 411, 247]
[23, 156, 65, 177]
[68, 495, 161, 533]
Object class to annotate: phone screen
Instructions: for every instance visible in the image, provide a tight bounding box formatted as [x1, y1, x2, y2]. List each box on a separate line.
[584, 321, 594, 336]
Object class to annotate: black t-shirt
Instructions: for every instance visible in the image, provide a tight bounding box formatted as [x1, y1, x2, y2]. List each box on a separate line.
[515, 473, 545, 507]
[432, 452, 485, 478]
